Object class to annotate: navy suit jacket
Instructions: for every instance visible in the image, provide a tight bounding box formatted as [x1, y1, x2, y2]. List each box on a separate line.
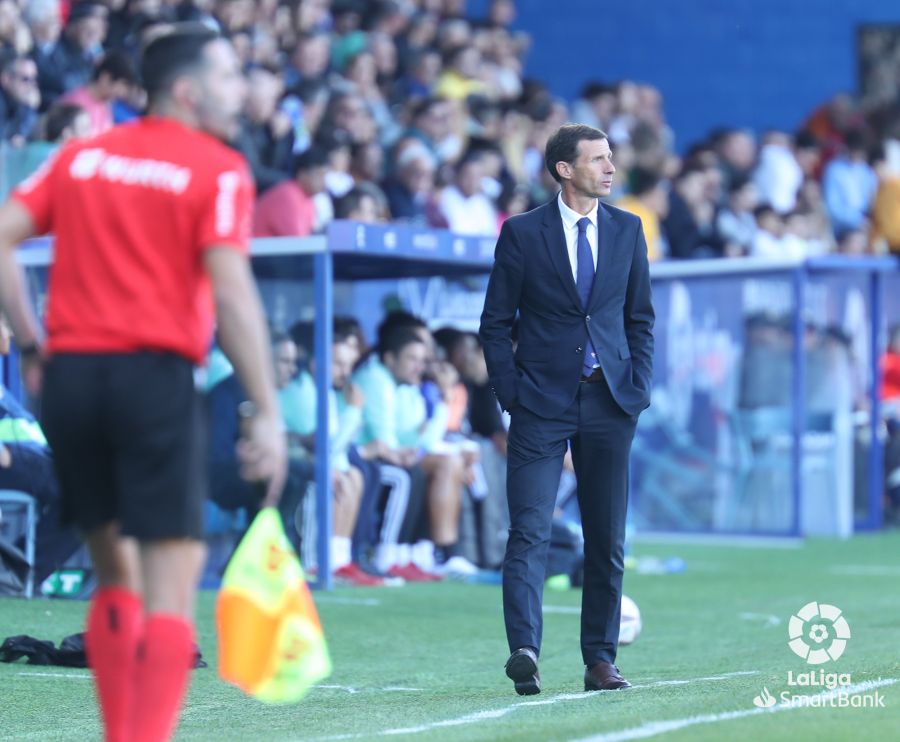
[479, 197, 654, 418]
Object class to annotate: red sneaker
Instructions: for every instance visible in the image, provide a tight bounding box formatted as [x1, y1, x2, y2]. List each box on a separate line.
[334, 562, 385, 586]
[388, 563, 443, 582]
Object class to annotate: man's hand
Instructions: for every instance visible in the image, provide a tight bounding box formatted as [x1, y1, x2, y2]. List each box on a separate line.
[236, 411, 288, 508]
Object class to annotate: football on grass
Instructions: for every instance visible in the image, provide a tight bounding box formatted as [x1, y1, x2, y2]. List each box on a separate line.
[619, 594, 642, 645]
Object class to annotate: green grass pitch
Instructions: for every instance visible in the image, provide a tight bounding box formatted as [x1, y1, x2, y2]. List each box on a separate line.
[2, 532, 899, 741]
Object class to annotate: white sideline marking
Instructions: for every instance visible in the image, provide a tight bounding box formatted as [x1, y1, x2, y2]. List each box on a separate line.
[738, 612, 781, 628]
[570, 678, 898, 742]
[313, 685, 424, 694]
[308, 670, 761, 740]
[381, 687, 423, 692]
[544, 605, 581, 615]
[830, 565, 900, 577]
[315, 597, 381, 606]
[16, 672, 91, 679]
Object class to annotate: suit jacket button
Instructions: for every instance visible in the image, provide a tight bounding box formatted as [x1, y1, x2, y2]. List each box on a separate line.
[585, 315, 591, 321]
[576, 346, 583, 353]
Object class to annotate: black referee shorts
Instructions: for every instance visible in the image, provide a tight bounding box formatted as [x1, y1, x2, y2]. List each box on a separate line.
[41, 351, 207, 541]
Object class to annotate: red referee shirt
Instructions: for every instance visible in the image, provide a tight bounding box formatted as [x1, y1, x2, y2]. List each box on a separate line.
[13, 116, 255, 365]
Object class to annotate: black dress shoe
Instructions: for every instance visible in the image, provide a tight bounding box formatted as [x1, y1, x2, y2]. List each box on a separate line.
[584, 661, 632, 691]
[505, 647, 541, 695]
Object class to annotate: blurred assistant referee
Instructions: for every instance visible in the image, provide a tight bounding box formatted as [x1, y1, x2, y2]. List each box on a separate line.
[0, 25, 287, 742]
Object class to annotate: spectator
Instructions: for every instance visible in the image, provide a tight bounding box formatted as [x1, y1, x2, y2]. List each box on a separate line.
[233, 64, 292, 193]
[59, 50, 136, 136]
[571, 81, 617, 132]
[0, 316, 80, 586]
[439, 152, 498, 235]
[823, 129, 877, 237]
[35, 2, 108, 107]
[496, 182, 530, 228]
[1, 101, 91, 193]
[836, 227, 869, 255]
[715, 175, 758, 257]
[781, 210, 814, 258]
[207, 371, 311, 559]
[354, 320, 474, 578]
[322, 89, 377, 144]
[750, 204, 786, 258]
[44, 101, 92, 142]
[711, 127, 756, 195]
[753, 130, 804, 214]
[435, 44, 486, 101]
[335, 183, 387, 223]
[0, 56, 40, 143]
[383, 140, 447, 227]
[278, 323, 388, 586]
[616, 167, 669, 261]
[871, 157, 900, 254]
[402, 95, 453, 162]
[392, 47, 440, 103]
[350, 139, 385, 184]
[24, 0, 62, 58]
[0, 0, 26, 58]
[663, 165, 716, 259]
[285, 30, 331, 89]
[318, 127, 354, 197]
[253, 145, 329, 237]
[341, 48, 399, 145]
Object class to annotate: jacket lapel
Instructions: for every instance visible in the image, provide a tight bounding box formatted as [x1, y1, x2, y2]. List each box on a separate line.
[587, 203, 620, 310]
[541, 198, 583, 310]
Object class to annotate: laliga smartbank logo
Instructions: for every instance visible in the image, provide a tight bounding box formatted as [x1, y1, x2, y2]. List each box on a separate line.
[751, 602, 886, 710]
[787, 601, 850, 664]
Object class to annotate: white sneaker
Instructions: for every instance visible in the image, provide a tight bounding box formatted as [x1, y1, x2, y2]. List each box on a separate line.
[433, 555, 479, 578]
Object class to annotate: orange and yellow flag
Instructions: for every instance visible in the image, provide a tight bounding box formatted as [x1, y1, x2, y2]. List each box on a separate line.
[216, 508, 331, 703]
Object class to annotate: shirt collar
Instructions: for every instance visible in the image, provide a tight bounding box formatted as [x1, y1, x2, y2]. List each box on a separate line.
[557, 192, 598, 232]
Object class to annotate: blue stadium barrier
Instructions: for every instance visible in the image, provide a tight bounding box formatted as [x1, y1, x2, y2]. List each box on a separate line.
[12, 228, 899, 589]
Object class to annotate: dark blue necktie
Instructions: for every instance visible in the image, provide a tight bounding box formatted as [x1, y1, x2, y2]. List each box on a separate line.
[576, 217, 597, 375]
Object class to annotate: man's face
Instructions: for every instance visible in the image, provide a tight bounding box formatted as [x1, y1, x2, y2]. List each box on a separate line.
[560, 137, 615, 198]
[194, 39, 247, 141]
[0, 1, 19, 40]
[385, 340, 427, 386]
[400, 157, 434, 195]
[457, 159, 484, 198]
[69, 16, 108, 52]
[332, 340, 359, 389]
[273, 339, 299, 388]
[2, 60, 38, 106]
[244, 68, 282, 124]
[350, 194, 380, 223]
[298, 165, 328, 196]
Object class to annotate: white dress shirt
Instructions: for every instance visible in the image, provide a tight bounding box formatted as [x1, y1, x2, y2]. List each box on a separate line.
[557, 193, 600, 369]
[557, 192, 598, 280]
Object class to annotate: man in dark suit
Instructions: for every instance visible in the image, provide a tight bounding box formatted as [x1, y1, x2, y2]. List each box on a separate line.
[480, 124, 654, 695]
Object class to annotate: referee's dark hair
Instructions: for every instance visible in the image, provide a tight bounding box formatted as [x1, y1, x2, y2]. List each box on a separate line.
[140, 23, 221, 107]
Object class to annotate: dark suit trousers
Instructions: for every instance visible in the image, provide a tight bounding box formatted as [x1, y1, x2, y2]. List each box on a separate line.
[503, 375, 637, 666]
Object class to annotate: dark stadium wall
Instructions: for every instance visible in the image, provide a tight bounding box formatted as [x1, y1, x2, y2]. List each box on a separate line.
[507, 0, 898, 150]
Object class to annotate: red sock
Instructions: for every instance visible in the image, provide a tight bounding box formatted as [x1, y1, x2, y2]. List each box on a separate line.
[86, 587, 143, 742]
[131, 614, 195, 742]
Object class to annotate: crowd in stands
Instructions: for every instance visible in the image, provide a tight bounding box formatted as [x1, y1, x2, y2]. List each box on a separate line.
[3, 0, 900, 591]
[0, 0, 898, 257]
